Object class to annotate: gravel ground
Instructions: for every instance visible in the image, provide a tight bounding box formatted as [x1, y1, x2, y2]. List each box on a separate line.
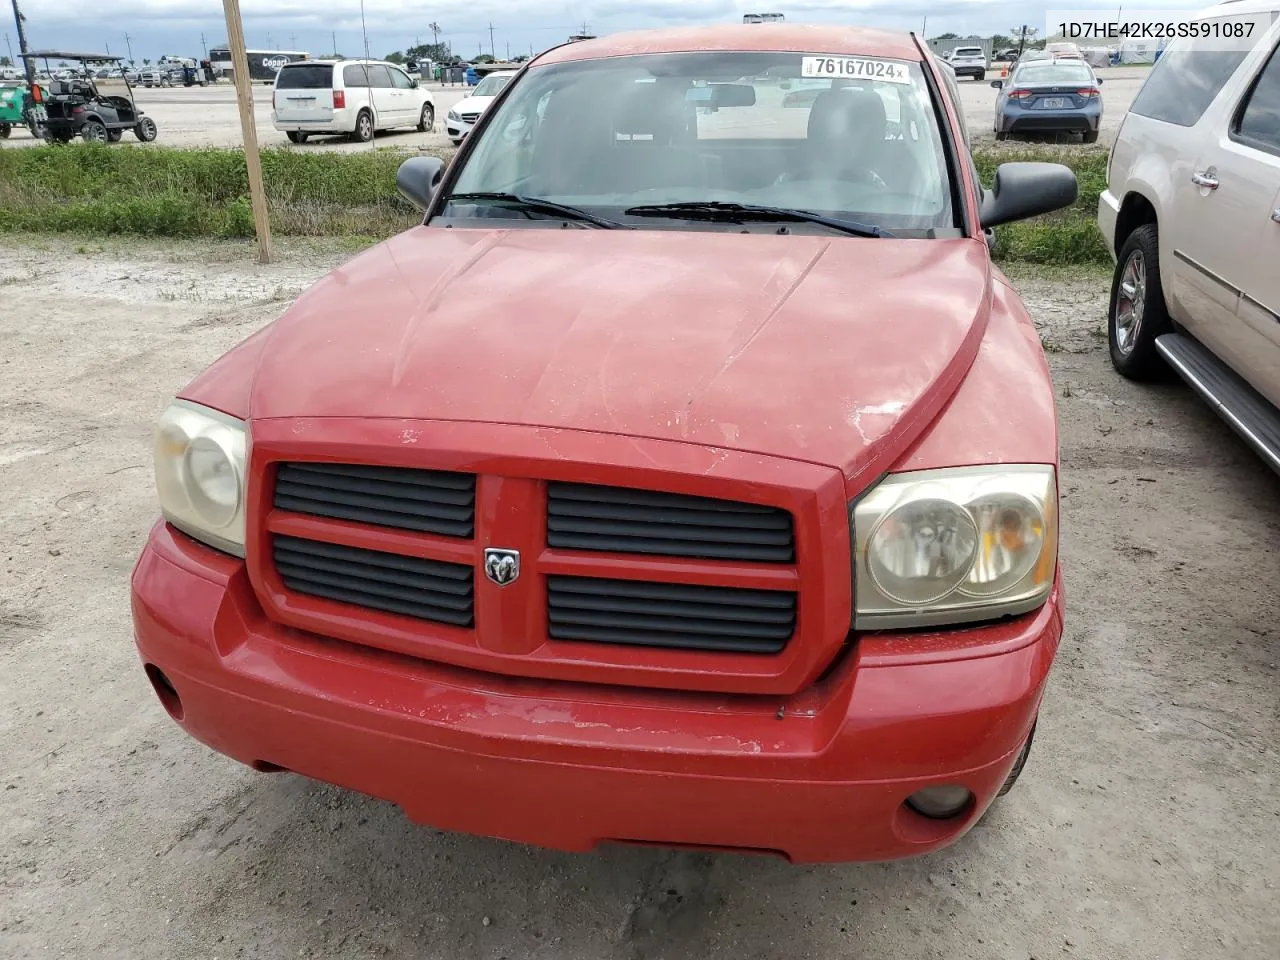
[1, 238, 1277, 960]
[0, 67, 1150, 152]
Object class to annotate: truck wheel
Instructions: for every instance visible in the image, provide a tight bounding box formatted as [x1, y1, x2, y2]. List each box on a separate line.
[1109, 224, 1171, 380]
[81, 120, 108, 143]
[997, 723, 1036, 797]
[352, 109, 374, 142]
[134, 117, 158, 142]
[418, 103, 435, 132]
[0, 123, 10, 139]
[286, 131, 309, 144]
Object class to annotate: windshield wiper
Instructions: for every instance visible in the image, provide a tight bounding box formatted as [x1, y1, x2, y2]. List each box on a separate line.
[622, 201, 892, 238]
[445, 192, 631, 229]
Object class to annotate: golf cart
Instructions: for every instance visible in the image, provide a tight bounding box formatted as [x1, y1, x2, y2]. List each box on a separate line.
[0, 79, 26, 138]
[21, 51, 158, 143]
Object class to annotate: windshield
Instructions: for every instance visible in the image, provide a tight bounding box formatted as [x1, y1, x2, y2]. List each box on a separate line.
[472, 73, 513, 97]
[1014, 63, 1094, 84]
[445, 51, 954, 233]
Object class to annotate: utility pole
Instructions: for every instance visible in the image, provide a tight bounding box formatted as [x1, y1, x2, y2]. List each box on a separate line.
[289, 34, 296, 50]
[4, 31, 14, 65]
[10, 0, 35, 86]
[488, 22, 495, 58]
[124, 32, 134, 65]
[505, 41, 509, 61]
[922, 16, 927, 38]
[200, 32, 207, 58]
[220, 0, 273, 264]
[331, 31, 336, 56]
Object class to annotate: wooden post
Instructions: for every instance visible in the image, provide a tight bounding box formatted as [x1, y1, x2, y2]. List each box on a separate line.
[221, 0, 273, 264]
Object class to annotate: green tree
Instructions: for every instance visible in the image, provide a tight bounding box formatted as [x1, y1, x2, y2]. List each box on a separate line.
[384, 51, 405, 64]
[142, 58, 151, 66]
[933, 32, 959, 40]
[407, 42, 451, 63]
[0, 56, 11, 67]
[474, 53, 494, 64]
[512, 54, 529, 63]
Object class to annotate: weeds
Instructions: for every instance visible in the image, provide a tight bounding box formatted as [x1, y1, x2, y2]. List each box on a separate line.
[0, 143, 1110, 262]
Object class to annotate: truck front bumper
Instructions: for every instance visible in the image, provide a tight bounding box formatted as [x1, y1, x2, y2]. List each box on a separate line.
[133, 522, 1063, 863]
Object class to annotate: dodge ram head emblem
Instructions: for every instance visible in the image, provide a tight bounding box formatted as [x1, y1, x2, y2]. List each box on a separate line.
[483, 548, 520, 586]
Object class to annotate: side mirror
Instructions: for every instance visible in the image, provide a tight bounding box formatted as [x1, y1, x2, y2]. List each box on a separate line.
[990, 79, 1004, 89]
[396, 156, 445, 210]
[979, 162, 1078, 229]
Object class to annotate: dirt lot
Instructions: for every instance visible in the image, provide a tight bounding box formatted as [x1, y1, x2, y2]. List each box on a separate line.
[0, 67, 1150, 151]
[1, 237, 1278, 960]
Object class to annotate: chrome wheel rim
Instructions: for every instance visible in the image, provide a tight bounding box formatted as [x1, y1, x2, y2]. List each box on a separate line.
[1114, 249, 1146, 356]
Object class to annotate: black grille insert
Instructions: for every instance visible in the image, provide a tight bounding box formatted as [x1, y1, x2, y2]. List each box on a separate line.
[547, 576, 796, 654]
[547, 483, 795, 563]
[274, 462, 476, 538]
[273, 535, 474, 627]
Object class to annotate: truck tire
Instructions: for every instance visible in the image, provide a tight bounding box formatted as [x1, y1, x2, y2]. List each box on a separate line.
[1108, 224, 1171, 380]
[286, 131, 309, 144]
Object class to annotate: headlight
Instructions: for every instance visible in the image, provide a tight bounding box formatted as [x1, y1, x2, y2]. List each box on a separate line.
[447, 109, 459, 121]
[851, 465, 1056, 629]
[154, 400, 248, 557]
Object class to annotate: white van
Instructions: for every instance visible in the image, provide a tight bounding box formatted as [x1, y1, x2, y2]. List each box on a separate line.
[271, 59, 436, 144]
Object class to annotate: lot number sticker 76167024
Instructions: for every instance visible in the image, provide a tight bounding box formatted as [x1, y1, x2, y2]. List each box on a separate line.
[801, 56, 911, 84]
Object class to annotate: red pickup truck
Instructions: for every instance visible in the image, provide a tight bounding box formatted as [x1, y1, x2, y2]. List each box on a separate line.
[132, 24, 1074, 862]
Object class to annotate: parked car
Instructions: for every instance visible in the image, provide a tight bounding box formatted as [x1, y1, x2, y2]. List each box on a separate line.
[1044, 42, 1085, 61]
[445, 69, 516, 143]
[991, 58, 1102, 142]
[944, 45, 988, 79]
[138, 69, 172, 88]
[271, 59, 435, 143]
[133, 23, 1077, 864]
[1098, 0, 1280, 472]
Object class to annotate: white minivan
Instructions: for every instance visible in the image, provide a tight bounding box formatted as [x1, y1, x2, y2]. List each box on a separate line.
[1098, 0, 1280, 472]
[272, 59, 436, 143]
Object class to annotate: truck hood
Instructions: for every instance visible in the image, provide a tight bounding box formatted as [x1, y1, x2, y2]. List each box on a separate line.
[248, 227, 991, 479]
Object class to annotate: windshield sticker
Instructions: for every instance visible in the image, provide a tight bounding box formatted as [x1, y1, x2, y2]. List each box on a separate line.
[800, 56, 911, 84]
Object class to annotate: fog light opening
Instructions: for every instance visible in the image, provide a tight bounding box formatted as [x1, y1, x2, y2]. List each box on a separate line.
[144, 664, 184, 721]
[905, 785, 973, 820]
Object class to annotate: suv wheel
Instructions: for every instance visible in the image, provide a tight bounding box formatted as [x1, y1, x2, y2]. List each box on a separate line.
[286, 131, 309, 144]
[1108, 224, 1171, 380]
[81, 120, 107, 143]
[353, 110, 374, 143]
[418, 103, 435, 132]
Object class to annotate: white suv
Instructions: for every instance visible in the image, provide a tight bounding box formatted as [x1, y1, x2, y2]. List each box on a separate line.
[272, 59, 435, 144]
[1098, 0, 1280, 472]
[945, 46, 988, 80]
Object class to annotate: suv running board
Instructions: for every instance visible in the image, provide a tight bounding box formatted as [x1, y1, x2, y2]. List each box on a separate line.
[1155, 333, 1280, 475]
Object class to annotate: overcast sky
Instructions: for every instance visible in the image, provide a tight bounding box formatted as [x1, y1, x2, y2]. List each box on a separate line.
[6, 0, 1203, 63]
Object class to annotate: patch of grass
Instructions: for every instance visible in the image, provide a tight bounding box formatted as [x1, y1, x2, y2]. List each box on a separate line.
[973, 146, 1109, 264]
[0, 145, 431, 239]
[0, 143, 1111, 262]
